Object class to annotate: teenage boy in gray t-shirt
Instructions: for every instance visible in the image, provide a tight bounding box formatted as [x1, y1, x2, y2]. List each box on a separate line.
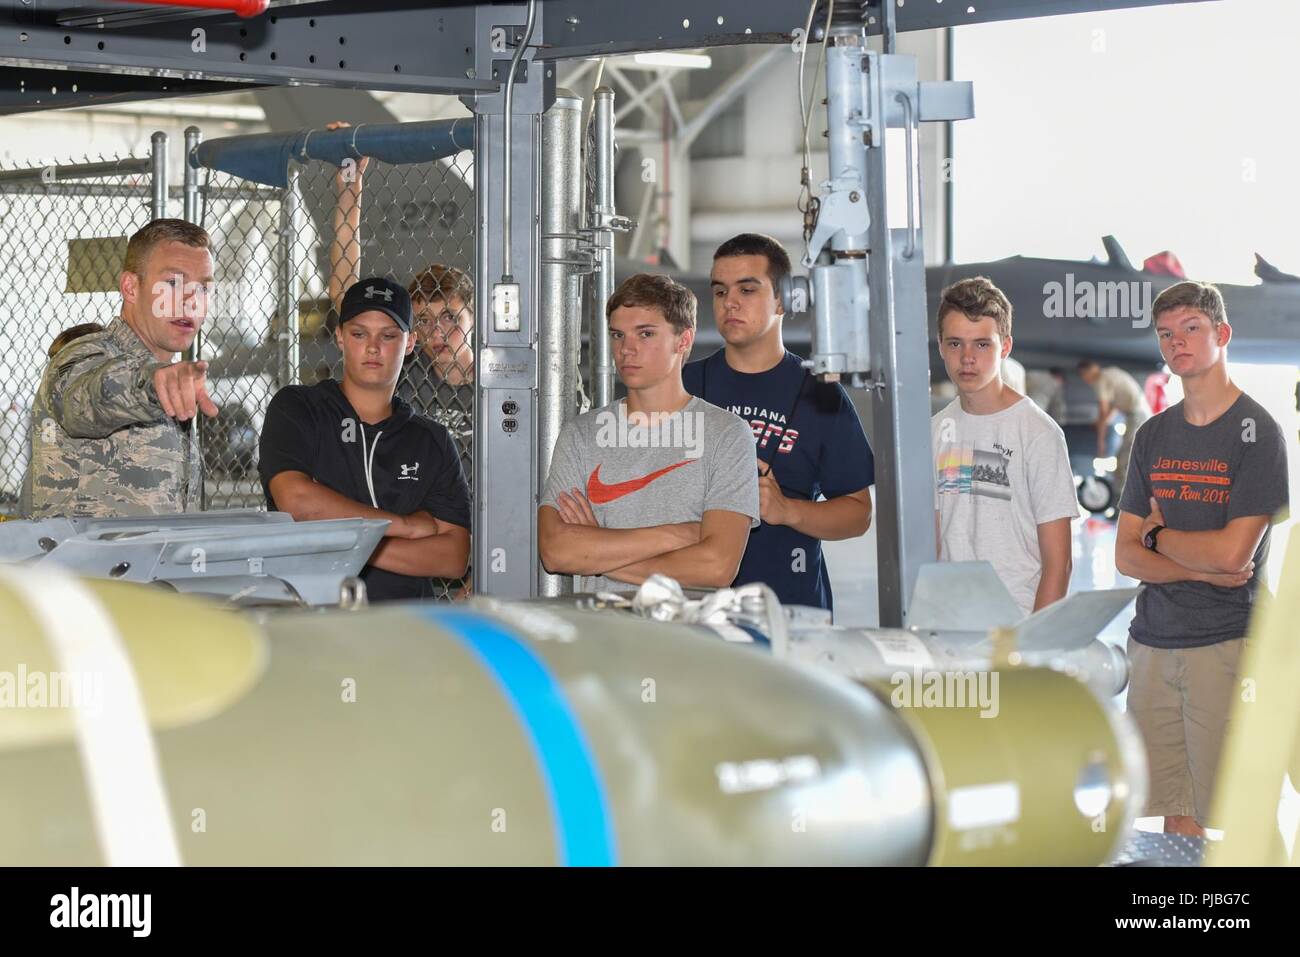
[1115, 281, 1289, 838]
[930, 277, 1079, 619]
[539, 274, 759, 594]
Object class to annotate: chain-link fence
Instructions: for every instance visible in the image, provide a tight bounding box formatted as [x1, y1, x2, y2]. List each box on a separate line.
[0, 128, 477, 599]
[196, 140, 476, 598]
[0, 156, 160, 517]
[193, 169, 284, 512]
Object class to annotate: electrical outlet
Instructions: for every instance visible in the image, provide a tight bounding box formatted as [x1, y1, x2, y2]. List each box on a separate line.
[492, 282, 520, 332]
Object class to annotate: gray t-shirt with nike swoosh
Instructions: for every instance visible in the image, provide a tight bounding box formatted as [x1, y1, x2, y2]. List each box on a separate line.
[541, 396, 760, 594]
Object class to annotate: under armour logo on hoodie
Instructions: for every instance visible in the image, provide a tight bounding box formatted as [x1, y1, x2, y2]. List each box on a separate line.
[365, 285, 394, 302]
[399, 462, 420, 481]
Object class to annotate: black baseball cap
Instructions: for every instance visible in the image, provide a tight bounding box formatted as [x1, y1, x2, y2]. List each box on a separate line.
[340, 277, 413, 332]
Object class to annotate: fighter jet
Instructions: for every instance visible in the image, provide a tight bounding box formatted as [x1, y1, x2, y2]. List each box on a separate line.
[668, 237, 1300, 374]
[925, 237, 1300, 373]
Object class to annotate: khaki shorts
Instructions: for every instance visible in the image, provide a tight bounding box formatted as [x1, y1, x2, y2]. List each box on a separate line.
[1126, 637, 1245, 828]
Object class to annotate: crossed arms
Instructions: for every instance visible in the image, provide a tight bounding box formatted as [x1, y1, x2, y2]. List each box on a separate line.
[538, 491, 750, 589]
[269, 471, 470, 579]
[1114, 499, 1265, 587]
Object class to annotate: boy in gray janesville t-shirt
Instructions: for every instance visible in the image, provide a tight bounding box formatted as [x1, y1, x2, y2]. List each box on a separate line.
[542, 396, 759, 593]
[1119, 391, 1289, 647]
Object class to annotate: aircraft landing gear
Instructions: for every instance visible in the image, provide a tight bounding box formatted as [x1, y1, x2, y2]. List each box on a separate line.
[1077, 474, 1115, 515]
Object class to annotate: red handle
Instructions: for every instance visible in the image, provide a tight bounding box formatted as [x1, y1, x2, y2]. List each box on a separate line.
[114, 0, 270, 17]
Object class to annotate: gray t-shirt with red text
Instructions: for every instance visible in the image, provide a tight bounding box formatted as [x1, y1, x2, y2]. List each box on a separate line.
[1119, 393, 1289, 648]
[542, 396, 760, 594]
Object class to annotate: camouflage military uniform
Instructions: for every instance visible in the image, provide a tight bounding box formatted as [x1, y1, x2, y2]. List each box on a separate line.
[26, 317, 201, 518]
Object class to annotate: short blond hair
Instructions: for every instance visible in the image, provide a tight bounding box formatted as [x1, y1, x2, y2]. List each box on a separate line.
[123, 218, 211, 275]
[1151, 280, 1226, 328]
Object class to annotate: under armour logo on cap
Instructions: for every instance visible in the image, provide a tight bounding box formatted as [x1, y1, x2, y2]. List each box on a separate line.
[341, 276, 412, 331]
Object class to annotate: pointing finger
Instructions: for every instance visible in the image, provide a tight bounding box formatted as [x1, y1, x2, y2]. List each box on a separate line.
[154, 369, 175, 418]
[197, 383, 219, 418]
[194, 364, 219, 417]
[162, 370, 183, 420]
[178, 365, 197, 421]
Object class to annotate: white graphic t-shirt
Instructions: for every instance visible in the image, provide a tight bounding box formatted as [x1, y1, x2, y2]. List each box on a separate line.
[931, 396, 1080, 617]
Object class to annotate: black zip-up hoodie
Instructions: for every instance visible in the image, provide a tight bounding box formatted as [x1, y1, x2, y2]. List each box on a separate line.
[258, 379, 471, 602]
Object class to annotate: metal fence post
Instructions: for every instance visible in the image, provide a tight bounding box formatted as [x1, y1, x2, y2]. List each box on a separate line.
[182, 125, 207, 509]
[278, 165, 301, 388]
[150, 131, 168, 220]
[538, 90, 583, 597]
[183, 126, 202, 224]
[589, 87, 616, 408]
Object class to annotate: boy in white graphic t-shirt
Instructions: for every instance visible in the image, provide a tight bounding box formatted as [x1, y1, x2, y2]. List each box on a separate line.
[930, 277, 1080, 617]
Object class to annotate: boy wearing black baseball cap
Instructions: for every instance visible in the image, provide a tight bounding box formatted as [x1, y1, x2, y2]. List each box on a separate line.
[258, 276, 471, 602]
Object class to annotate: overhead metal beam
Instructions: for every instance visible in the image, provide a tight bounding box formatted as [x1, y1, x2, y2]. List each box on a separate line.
[537, 0, 1214, 60]
[56, 1, 320, 30]
[0, 0, 493, 97]
[0, 1, 1212, 112]
[0, 66, 249, 115]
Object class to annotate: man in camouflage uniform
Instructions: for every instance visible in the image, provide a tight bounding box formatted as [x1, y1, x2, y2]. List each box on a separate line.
[27, 219, 218, 518]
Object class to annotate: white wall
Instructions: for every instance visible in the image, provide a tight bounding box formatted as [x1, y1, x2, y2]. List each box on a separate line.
[951, 0, 1300, 284]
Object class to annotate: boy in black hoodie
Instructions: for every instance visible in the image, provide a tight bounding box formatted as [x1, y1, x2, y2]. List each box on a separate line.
[258, 277, 471, 602]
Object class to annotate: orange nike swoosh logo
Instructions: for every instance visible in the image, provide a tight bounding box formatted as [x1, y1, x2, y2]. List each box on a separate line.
[587, 460, 693, 504]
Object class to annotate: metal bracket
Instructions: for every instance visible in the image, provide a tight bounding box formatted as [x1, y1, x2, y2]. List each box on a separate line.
[802, 187, 870, 269]
[918, 81, 975, 123]
[491, 58, 529, 84]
